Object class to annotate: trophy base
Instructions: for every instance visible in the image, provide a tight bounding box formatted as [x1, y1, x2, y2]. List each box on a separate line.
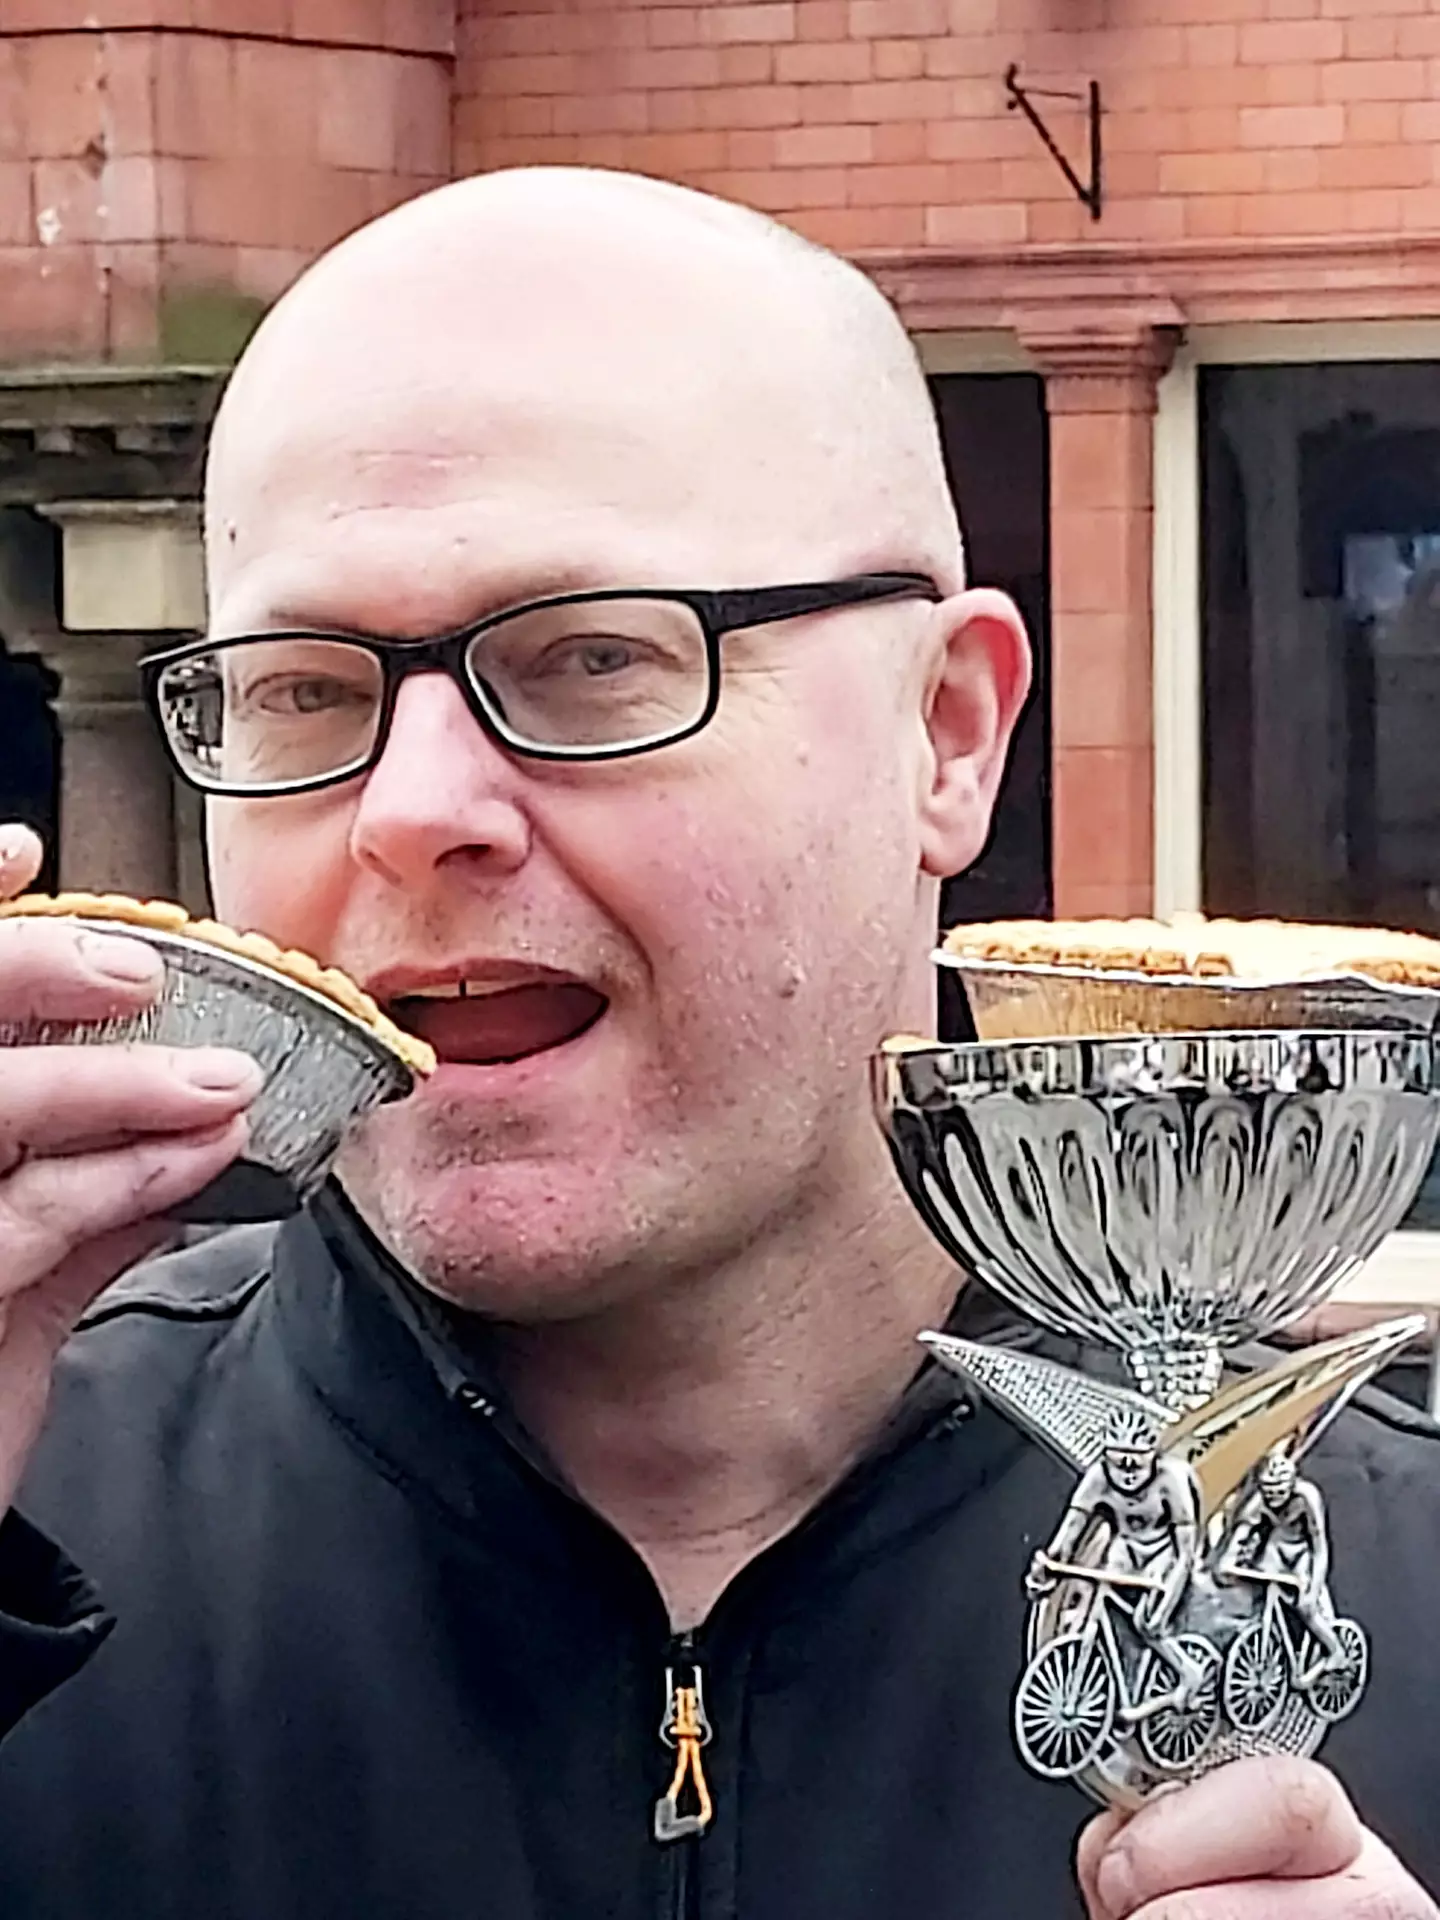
[923, 1321, 1412, 1807]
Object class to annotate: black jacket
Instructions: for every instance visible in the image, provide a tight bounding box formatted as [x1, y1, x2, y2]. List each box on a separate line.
[1, 1186, 1439, 1920]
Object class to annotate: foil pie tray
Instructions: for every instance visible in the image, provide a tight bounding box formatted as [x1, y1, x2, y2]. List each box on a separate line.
[936, 951, 1440, 1043]
[0, 918, 419, 1223]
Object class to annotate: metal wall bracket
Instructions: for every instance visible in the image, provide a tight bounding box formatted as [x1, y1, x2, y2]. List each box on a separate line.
[1004, 65, 1103, 221]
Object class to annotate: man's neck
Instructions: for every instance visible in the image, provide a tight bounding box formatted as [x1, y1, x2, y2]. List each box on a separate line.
[488, 1169, 961, 1630]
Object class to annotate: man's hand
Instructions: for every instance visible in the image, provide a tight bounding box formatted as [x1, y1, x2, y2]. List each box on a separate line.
[1026, 1549, 1057, 1599]
[0, 825, 262, 1517]
[1077, 1756, 1437, 1919]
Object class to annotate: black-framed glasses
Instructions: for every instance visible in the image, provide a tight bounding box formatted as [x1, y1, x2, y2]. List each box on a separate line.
[140, 572, 941, 797]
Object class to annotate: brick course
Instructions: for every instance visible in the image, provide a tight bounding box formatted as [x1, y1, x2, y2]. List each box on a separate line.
[454, 0, 1440, 255]
[0, 10, 452, 360]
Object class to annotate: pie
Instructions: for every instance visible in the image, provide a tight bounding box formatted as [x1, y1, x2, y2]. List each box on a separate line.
[0, 892, 436, 1076]
[941, 915, 1440, 990]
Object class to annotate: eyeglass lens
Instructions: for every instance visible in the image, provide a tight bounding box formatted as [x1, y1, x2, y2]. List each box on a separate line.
[154, 598, 713, 787]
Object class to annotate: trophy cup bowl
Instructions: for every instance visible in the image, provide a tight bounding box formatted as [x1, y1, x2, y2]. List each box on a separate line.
[874, 1027, 1440, 1805]
[874, 1029, 1439, 1408]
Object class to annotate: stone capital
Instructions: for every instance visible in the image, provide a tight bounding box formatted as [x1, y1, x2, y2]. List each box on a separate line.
[36, 499, 205, 635]
[1009, 301, 1185, 415]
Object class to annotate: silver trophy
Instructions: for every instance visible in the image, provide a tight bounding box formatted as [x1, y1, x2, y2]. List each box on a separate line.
[874, 1011, 1440, 1808]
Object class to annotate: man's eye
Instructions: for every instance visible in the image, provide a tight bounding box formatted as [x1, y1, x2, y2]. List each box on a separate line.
[577, 641, 638, 677]
[536, 638, 647, 679]
[248, 676, 371, 714]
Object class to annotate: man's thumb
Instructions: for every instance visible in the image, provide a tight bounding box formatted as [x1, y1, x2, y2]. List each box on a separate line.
[1075, 1808, 1130, 1919]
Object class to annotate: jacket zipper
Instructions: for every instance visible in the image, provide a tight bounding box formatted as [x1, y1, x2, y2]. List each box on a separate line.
[653, 1634, 713, 1843]
[450, 1355, 976, 1915]
[653, 1632, 712, 1916]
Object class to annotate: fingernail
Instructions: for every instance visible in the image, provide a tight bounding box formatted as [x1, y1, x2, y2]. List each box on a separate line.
[78, 932, 163, 985]
[0, 826, 33, 865]
[180, 1049, 263, 1094]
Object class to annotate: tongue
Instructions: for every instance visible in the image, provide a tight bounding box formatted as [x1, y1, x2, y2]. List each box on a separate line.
[400, 984, 606, 1065]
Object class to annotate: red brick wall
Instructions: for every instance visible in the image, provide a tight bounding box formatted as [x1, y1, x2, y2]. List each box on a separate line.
[0, 2, 453, 363]
[454, 0, 1440, 257]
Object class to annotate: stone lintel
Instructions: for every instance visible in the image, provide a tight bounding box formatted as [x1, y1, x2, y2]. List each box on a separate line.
[0, 367, 221, 509]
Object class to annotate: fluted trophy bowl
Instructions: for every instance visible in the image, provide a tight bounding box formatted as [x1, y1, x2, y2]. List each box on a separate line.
[874, 1030, 1439, 1406]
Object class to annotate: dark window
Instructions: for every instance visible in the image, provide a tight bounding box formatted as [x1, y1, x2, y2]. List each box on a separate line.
[1201, 359, 1440, 1231]
[0, 646, 59, 891]
[1202, 362, 1440, 932]
[929, 372, 1051, 932]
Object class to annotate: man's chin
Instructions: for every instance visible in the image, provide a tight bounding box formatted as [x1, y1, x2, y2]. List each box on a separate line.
[335, 1146, 663, 1322]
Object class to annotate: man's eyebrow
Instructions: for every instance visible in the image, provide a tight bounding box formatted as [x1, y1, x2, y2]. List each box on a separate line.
[229, 609, 374, 634]
[222, 567, 637, 639]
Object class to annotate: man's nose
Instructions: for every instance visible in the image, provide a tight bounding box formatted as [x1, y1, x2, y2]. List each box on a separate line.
[348, 672, 532, 885]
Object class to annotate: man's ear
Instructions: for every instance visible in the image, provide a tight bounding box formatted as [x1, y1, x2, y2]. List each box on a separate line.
[917, 587, 1032, 881]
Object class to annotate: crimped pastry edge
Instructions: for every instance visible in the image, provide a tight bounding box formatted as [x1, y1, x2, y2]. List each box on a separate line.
[0, 891, 436, 1076]
[941, 916, 1440, 991]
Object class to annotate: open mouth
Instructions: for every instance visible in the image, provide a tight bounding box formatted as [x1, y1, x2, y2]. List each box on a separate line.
[388, 978, 609, 1067]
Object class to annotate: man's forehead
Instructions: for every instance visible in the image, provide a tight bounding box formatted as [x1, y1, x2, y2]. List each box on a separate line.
[205, 357, 841, 628]
[215, 181, 840, 446]
[212, 225, 838, 530]
[205, 170, 960, 608]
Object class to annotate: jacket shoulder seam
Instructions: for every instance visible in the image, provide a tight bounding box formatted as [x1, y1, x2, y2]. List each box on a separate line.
[76, 1265, 271, 1332]
[1348, 1377, 1440, 1444]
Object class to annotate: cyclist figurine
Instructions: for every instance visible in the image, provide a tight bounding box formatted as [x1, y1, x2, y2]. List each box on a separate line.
[1218, 1447, 1349, 1679]
[1026, 1402, 1206, 1722]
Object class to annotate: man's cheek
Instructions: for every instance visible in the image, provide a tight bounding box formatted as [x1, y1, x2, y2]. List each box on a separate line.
[209, 805, 351, 947]
[594, 852, 807, 1057]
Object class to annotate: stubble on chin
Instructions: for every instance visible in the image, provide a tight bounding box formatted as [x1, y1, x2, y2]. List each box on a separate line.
[335, 1096, 520, 1265]
[333, 1097, 648, 1317]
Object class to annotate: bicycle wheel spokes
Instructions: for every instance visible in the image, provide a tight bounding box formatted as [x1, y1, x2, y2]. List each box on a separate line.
[1222, 1618, 1288, 1735]
[1304, 1618, 1369, 1723]
[1014, 1633, 1118, 1779]
[1138, 1638, 1222, 1774]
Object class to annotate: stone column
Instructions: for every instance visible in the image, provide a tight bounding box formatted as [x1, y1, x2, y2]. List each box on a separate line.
[37, 501, 205, 901]
[40, 631, 177, 897]
[1016, 306, 1182, 919]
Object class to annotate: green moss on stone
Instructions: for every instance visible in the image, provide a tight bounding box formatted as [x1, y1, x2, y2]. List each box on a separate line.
[159, 286, 269, 366]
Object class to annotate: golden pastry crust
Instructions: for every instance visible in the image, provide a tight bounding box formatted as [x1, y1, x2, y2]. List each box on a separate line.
[942, 916, 1440, 991]
[0, 891, 436, 1075]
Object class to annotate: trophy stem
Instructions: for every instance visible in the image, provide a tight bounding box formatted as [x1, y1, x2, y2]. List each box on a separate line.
[1125, 1342, 1224, 1414]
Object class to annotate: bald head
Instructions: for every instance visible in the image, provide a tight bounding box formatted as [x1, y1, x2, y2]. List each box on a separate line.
[204, 167, 962, 622]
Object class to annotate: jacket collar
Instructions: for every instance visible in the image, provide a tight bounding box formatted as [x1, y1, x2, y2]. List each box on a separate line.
[267, 1181, 1037, 1555]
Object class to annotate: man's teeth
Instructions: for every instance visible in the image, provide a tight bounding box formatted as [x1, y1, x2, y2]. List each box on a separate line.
[401, 980, 532, 1001]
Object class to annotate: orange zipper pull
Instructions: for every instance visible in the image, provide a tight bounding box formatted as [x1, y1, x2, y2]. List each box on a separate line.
[653, 1664, 714, 1842]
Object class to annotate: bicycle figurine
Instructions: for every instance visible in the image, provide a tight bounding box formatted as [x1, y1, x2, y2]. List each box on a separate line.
[1014, 1555, 1221, 1779]
[1015, 1404, 1222, 1781]
[1217, 1448, 1368, 1736]
[1220, 1567, 1367, 1734]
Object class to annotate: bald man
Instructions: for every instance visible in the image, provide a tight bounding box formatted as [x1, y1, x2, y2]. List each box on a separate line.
[0, 170, 1435, 1920]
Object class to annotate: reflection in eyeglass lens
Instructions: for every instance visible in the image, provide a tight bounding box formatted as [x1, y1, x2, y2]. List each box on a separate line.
[159, 640, 384, 786]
